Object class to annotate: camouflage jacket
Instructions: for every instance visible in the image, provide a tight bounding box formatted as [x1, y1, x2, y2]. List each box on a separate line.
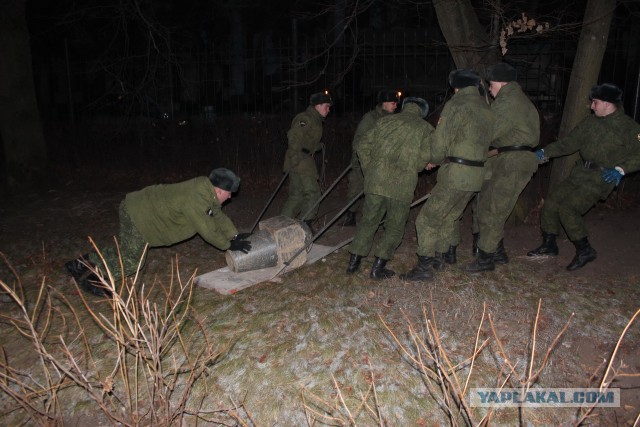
[357, 102, 434, 203]
[352, 105, 393, 152]
[431, 86, 494, 191]
[283, 105, 325, 177]
[485, 82, 540, 177]
[544, 108, 640, 198]
[124, 177, 238, 249]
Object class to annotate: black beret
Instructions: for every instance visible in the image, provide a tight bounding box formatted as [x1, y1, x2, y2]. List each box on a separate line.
[209, 168, 240, 192]
[377, 90, 401, 103]
[401, 97, 429, 118]
[449, 69, 481, 89]
[487, 63, 517, 82]
[310, 91, 333, 105]
[590, 83, 623, 104]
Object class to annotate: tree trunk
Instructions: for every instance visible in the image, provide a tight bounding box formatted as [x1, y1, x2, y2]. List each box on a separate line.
[548, 0, 615, 186]
[0, 0, 48, 194]
[432, 0, 500, 72]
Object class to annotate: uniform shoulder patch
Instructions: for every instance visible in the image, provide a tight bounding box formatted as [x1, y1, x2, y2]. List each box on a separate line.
[298, 120, 307, 127]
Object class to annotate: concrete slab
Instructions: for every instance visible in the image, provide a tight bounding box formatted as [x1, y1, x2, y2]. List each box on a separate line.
[195, 241, 349, 295]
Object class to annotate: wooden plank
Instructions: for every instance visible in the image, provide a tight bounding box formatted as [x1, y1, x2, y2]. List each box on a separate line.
[195, 243, 342, 295]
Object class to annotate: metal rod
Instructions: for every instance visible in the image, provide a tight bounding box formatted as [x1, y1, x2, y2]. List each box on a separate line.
[308, 190, 363, 242]
[272, 190, 363, 277]
[300, 163, 352, 221]
[324, 191, 432, 250]
[270, 191, 432, 279]
[249, 172, 289, 233]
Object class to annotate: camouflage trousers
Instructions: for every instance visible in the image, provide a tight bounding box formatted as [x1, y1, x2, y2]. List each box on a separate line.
[345, 153, 364, 213]
[281, 172, 321, 221]
[472, 166, 535, 252]
[87, 201, 148, 284]
[540, 178, 601, 241]
[416, 181, 475, 257]
[348, 194, 410, 260]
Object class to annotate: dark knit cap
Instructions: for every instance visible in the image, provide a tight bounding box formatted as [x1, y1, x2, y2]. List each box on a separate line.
[448, 69, 481, 89]
[590, 83, 623, 104]
[377, 90, 401, 103]
[401, 97, 429, 118]
[310, 91, 333, 105]
[209, 168, 240, 192]
[487, 63, 517, 82]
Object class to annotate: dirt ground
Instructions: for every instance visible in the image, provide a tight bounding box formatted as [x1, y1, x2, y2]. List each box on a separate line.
[1, 174, 639, 425]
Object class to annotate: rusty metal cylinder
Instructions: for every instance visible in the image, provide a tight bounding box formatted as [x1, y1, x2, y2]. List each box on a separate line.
[225, 216, 313, 273]
[224, 229, 278, 272]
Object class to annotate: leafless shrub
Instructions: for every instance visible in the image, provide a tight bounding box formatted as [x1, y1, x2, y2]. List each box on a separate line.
[302, 372, 384, 426]
[378, 295, 638, 426]
[0, 247, 251, 426]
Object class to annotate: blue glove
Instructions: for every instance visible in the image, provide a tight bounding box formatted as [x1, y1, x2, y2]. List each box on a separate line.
[536, 149, 545, 162]
[602, 167, 623, 186]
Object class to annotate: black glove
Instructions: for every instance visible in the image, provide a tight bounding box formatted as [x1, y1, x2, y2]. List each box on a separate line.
[229, 237, 251, 254]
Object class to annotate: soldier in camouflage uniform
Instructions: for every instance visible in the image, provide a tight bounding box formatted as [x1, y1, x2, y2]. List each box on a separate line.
[65, 168, 251, 296]
[466, 63, 540, 273]
[346, 97, 433, 279]
[343, 90, 400, 226]
[281, 91, 332, 230]
[402, 69, 494, 282]
[528, 83, 640, 270]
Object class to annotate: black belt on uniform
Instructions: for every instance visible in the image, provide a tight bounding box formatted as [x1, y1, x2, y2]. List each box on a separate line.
[583, 160, 602, 170]
[446, 156, 485, 167]
[490, 145, 537, 153]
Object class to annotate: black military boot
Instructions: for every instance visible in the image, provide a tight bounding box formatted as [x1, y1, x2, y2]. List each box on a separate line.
[464, 249, 495, 273]
[65, 254, 92, 279]
[442, 245, 457, 265]
[65, 255, 110, 297]
[370, 257, 395, 280]
[79, 273, 111, 297]
[566, 237, 597, 271]
[343, 210, 356, 227]
[493, 239, 509, 264]
[472, 233, 480, 257]
[431, 253, 446, 271]
[346, 253, 362, 274]
[527, 232, 559, 256]
[400, 256, 437, 281]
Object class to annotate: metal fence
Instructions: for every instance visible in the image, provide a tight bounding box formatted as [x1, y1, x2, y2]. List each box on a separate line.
[35, 27, 621, 125]
[34, 24, 640, 177]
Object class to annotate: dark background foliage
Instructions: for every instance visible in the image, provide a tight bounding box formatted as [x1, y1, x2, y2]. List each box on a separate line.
[15, 0, 640, 192]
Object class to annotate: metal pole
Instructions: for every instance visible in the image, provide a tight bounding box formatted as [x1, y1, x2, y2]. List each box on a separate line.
[271, 191, 432, 279]
[309, 190, 363, 241]
[272, 190, 363, 277]
[249, 172, 289, 233]
[300, 163, 351, 221]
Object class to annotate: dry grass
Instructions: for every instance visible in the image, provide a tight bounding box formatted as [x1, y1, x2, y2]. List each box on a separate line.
[0, 249, 252, 426]
[0, 229, 639, 425]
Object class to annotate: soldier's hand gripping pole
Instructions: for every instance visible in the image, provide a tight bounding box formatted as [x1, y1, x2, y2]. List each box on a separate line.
[249, 172, 289, 233]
